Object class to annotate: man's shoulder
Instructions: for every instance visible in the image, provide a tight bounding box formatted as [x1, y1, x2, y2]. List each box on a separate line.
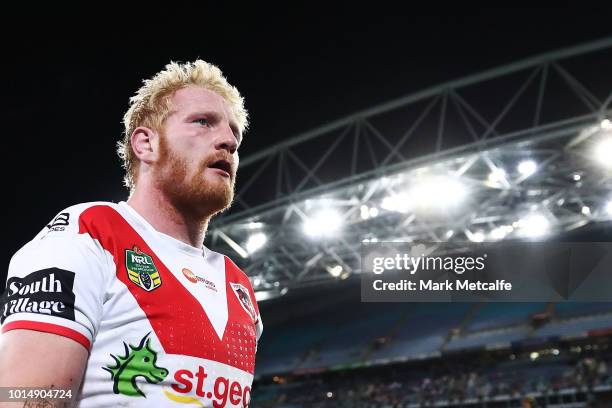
[52, 200, 120, 218]
[9, 201, 122, 273]
[32, 201, 122, 241]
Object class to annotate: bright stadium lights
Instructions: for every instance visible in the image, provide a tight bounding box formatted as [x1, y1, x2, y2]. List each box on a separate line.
[601, 118, 612, 129]
[487, 168, 507, 185]
[245, 232, 267, 254]
[581, 206, 591, 216]
[303, 209, 343, 238]
[360, 205, 379, 220]
[517, 160, 537, 177]
[593, 137, 612, 168]
[573, 174, 581, 181]
[381, 175, 467, 214]
[517, 213, 550, 238]
[490, 227, 505, 240]
[381, 193, 411, 213]
[326, 265, 343, 278]
[466, 230, 485, 243]
[247, 221, 264, 229]
[408, 175, 467, 211]
[606, 200, 612, 215]
[490, 226, 510, 241]
[255, 290, 276, 302]
[360, 205, 369, 220]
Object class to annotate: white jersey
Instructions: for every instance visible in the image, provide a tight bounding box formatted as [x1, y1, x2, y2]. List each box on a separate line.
[1, 201, 263, 407]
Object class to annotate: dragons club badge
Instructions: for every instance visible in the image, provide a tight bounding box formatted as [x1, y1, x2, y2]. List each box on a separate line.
[230, 283, 258, 324]
[125, 246, 162, 291]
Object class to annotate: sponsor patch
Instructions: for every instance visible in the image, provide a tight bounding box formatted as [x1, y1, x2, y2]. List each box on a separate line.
[165, 365, 252, 407]
[125, 246, 162, 291]
[1, 268, 76, 323]
[182, 268, 217, 292]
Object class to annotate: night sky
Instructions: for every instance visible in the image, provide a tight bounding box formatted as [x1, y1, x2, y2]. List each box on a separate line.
[3, 6, 612, 288]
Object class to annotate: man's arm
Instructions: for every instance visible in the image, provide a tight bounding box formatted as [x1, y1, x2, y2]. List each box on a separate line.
[0, 329, 88, 407]
[0, 204, 113, 406]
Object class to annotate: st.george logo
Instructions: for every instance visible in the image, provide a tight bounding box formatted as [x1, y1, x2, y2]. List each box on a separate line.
[103, 333, 168, 397]
[125, 246, 162, 291]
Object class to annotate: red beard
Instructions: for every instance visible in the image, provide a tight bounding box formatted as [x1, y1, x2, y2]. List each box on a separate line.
[155, 132, 235, 218]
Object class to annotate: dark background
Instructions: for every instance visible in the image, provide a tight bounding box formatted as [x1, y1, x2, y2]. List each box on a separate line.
[2, 6, 612, 288]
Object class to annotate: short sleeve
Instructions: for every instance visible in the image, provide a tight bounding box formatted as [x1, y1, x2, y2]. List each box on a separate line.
[0, 205, 112, 350]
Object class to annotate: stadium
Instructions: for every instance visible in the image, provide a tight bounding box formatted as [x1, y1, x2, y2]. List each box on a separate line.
[2, 9, 612, 408]
[207, 38, 612, 407]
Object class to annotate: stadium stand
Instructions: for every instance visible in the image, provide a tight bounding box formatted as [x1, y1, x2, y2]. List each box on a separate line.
[254, 282, 612, 407]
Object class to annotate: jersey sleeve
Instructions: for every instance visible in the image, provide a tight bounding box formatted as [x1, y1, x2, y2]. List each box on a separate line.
[0, 204, 113, 350]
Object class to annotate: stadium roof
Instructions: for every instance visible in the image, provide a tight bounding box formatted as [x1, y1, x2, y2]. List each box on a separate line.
[207, 37, 612, 299]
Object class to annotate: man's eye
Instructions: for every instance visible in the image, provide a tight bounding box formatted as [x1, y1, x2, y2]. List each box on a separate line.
[194, 118, 210, 126]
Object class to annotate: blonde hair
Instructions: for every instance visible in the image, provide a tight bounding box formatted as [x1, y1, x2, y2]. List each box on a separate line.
[118, 60, 249, 190]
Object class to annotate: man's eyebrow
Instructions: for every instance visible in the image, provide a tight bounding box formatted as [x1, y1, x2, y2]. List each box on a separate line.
[188, 110, 221, 120]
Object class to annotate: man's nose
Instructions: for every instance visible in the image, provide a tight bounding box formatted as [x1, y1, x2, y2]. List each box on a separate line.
[215, 124, 238, 154]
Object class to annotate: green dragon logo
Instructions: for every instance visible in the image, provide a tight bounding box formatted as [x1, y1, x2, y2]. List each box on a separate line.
[103, 332, 169, 397]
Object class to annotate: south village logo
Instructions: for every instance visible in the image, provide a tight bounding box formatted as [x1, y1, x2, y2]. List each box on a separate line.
[103, 333, 168, 397]
[125, 246, 162, 291]
[1, 268, 76, 323]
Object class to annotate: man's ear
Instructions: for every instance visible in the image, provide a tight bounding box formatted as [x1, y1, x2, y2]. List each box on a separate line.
[131, 126, 159, 165]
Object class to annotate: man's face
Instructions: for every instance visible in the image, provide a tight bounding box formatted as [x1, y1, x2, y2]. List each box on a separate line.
[154, 85, 242, 217]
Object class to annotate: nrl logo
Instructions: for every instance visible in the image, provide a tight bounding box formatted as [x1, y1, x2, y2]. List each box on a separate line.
[125, 246, 162, 291]
[230, 283, 258, 324]
[103, 332, 168, 397]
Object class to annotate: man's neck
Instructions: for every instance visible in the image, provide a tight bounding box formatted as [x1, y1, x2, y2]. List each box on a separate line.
[127, 186, 210, 249]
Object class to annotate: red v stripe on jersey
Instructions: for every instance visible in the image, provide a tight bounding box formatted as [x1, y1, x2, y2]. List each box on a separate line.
[78, 205, 255, 374]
